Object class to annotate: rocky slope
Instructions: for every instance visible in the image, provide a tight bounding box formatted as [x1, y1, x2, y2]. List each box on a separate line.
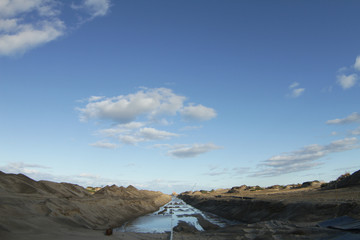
[0, 171, 171, 239]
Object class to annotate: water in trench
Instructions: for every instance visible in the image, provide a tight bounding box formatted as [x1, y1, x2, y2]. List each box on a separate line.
[115, 196, 236, 233]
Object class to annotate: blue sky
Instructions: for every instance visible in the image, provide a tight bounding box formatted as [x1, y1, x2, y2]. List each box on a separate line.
[1, 0, 360, 193]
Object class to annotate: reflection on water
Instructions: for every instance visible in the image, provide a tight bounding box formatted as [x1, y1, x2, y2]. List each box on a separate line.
[116, 197, 236, 233]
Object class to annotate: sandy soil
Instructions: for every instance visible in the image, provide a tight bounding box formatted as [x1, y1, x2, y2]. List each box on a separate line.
[1, 170, 360, 240]
[176, 172, 360, 239]
[0, 171, 171, 240]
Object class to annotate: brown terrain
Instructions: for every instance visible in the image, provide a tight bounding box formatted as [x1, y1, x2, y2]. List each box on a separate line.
[1, 170, 360, 240]
[0, 171, 171, 240]
[177, 170, 360, 239]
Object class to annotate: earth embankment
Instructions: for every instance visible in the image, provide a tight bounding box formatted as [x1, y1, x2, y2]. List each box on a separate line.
[179, 171, 360, 224]
[0, 171, 171, 239]
[177, 174, 360, 239]
[179, 193, 360, 223]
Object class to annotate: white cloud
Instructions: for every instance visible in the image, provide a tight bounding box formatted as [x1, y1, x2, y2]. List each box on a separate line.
[326, 112, 360, 125]
[0, 18, 18, 31]
[84, 0, 110, 17]
[0, 0, 64, 56]
[98, 122, 145, 136]
[289, 82, 299, 89]
[204, 166, 249, 177]
[119, 128, 178, 145]
[123, 122, 146, 129]
[78, 88, 216, 124]
[89, 96, 105, 102]
[354, 56, 360, 71]
[151, 143, 172, 149]
[97, 122, 179, 145]
[180, 125, 203, 131]
[337, 74, 358, 89]
[80, 88, 218, 151]
[0, 162, 50, 175]
[0, 0, 57, 18]
[78, 88, 187, 123]
[253, 137, 359, 177]
[287, 82, 305, 98]
[350, 127, 360, 135]
[139, 127, 178, 140]
[0, 0, 112, 56]
[0, 19, 65, 56]
[89, 141, 118, 149]
[72, 0, 110, 18]
[337, 67, 348, 73]
[119, 135, 144, 145]
[168, 143, 222, 158]
[98, 127, 128, 136]
[181, 104, 217, 121]
[291, 88, 305, 98]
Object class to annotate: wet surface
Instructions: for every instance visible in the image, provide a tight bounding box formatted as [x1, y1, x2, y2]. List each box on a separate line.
[116, 197, 236, 233]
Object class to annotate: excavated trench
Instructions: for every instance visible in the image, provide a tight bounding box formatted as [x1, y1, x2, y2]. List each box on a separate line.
[178, 194, 360, 224]
[115, 196, 238, 234]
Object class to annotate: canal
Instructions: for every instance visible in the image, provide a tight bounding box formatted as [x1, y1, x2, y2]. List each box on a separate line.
[116, 196, 236, 234]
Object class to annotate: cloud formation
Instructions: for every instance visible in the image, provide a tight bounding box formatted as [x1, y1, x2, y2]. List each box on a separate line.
[354, 56, 360, 71]
[89, 141, 118, 149]
[0, 162, 50, 175]
[351, 127, 360, 135]
[180, 125, 203, 131]
[181, 104, 217, 121]
[168, 143, 222, 158]
[78, 88, 186, 123]
[98, 123, 179, 145]
[289, 82, 299, 89]
[337, 74, 358, 89]
[79, 88, 219, 157]
[326, 112, 360, 125]
[253, 137, 359, 177]
[205, 166, 249, 177]
[287, 82, 305, 98]
[0, 0, 111, 56]
[119, 127, 179, 145]
[78, 88, 217, 124]
[0, 0, 65, 56]
[139, 127, 178, 140]
[71, 0, 111, 19]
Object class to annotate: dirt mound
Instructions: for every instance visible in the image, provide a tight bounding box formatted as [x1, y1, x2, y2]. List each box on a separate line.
[0, 173, 40, 194]
[0, 172, 93, 198]
[173, 221, 199, 233]
[179, 194, 360, 224]
[94, 184, 149, 199]
[191, 214, 220, 230]
[126, 185, 138, 191]
[227, 185, 248, 193]
[0, 171, 171, 239]
[179, 169, 360, 225]
[38, 181, 91, 198]
[301, 181, 318, 188]
[94, 184, 127, 196]
[322, 170, 360, 189]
